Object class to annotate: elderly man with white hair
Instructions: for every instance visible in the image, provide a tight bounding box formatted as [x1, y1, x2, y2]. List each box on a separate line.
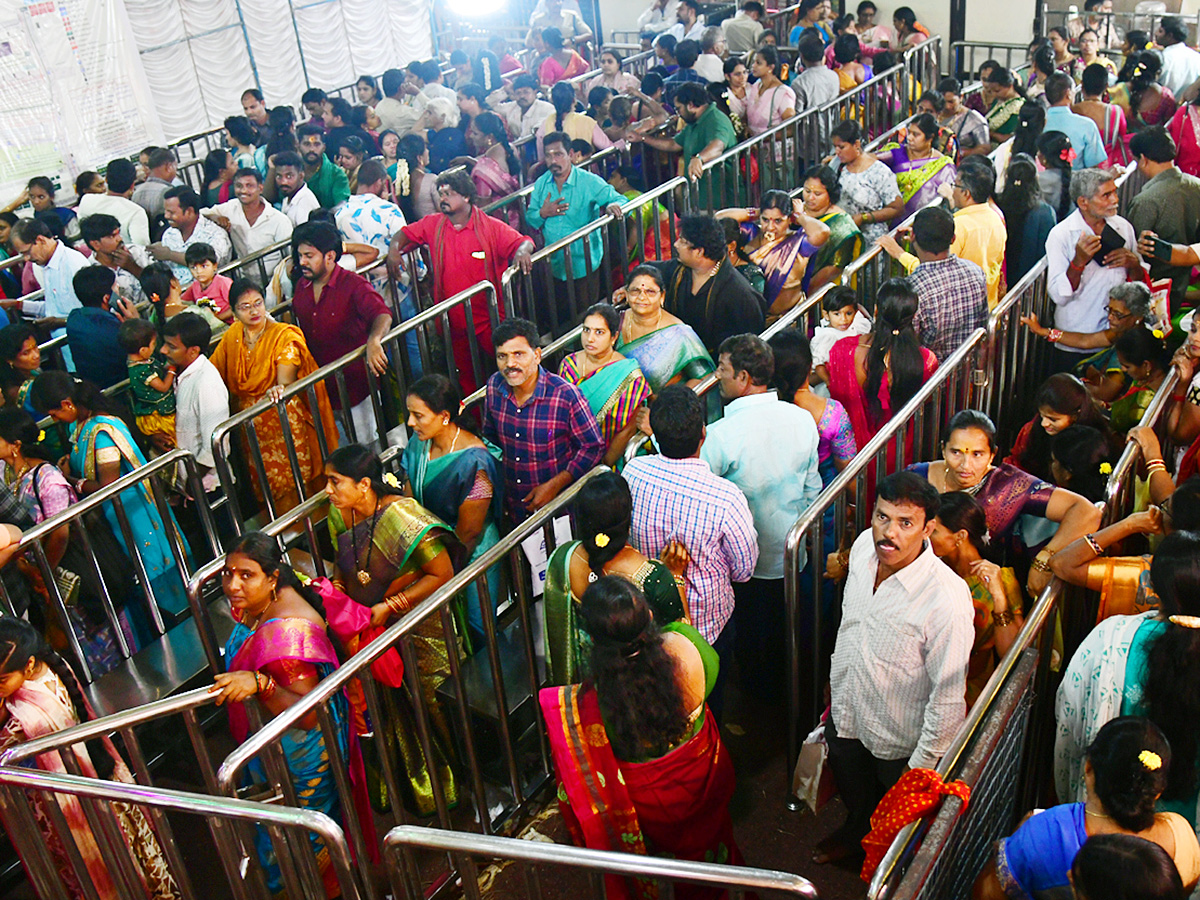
[1044, 167, 1143, 373]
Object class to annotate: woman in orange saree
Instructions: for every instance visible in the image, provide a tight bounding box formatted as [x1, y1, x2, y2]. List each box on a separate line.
[210, 279, 338, 514]
[539, 577, 743, 900]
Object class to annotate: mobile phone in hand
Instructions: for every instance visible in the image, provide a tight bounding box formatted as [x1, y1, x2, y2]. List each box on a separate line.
[1149, 236, 1172, 261]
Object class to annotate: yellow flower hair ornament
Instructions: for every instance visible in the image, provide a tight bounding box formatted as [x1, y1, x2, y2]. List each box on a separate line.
[593, 533, 610, 548]
[1153, 329, 1164, 339]
[37, 430, 45, 443]
[382, 472, 401, 488]
[1099, 462, 1113, 475]
[1139, 750, 1162, 771]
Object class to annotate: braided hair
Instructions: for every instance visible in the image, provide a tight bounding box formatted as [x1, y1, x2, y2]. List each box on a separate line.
[578, 576, 689, 760]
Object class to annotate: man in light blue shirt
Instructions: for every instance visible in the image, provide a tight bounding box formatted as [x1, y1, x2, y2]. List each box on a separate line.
[525, 131, 626, 327]
[700, 333, 822, 702]
[4, 216, 88, 370]
[1043, 73, 1105, 169]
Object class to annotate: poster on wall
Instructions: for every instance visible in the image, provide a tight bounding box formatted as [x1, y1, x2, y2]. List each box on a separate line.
[0, 0, 164, 206]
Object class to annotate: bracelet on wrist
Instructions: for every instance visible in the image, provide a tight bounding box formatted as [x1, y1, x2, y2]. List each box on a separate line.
[993, 609, 1017, 627]
[1048, 328, 1064, 343]
[1083, 533, 1104, 557]
[1172, 393, 1188, 403]
[1031, 551, 1054, 573]
[259, 675, 277, 700]
[1068, 259, 1085, 272]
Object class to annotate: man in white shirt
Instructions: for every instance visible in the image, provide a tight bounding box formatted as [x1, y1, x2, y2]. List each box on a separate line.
[816, 472, 973, 866]
[203, 168, 292, 270]
[2, 217, 88, 370]
[693, 27, 727, 82]
[503, 74, 556, 140]
[271, 152, 321, 227]
[1157, 16, 1200, 97]
[638, 0, 680, 34]
[723, 1, 765, 53]
[700, 334, 822, 702]
[161, 312, 229, 495]
[374, 68, 421, 137]
[75, 159, 151, 247]
[149, 186, 232, 287]
[666, 0, 706, 42]
[1045, 167, 1141, 372]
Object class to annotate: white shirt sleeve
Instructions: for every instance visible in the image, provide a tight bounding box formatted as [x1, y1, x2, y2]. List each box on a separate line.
[910, 579, 973, 769]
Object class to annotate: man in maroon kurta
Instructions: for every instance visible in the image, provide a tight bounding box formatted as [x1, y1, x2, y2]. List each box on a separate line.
[290, 221, 393, 445]
[400, 169, 534, 395]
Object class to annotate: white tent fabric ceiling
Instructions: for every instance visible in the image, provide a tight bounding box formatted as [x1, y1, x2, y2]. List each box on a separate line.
[125, 0, 434, 141]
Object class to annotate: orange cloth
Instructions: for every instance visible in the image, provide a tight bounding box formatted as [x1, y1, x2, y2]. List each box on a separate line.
[860, 768, 971, 882]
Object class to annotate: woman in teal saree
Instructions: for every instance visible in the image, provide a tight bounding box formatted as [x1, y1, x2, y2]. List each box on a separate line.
[544, 471, 687, 686]
[403, 374, 503, 648]
[559, 304, 652, 468]
[212, 531, 375, 899]
[32, 372, 191, 619]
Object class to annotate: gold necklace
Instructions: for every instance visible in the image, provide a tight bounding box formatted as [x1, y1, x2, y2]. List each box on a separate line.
[351, 496, 381, 584]
[448, 426, 461, 454]
[627, 308, 662, 341]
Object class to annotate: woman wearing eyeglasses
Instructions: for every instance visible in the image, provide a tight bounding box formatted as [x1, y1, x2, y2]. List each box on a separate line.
[209, 278, 338, 513]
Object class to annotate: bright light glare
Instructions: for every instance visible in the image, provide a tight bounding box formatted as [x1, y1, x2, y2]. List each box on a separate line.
[448, 0, 507, 15]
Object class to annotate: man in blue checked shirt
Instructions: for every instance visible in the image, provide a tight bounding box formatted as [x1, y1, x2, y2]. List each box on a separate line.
[483, 317, 605, 522]
[526, 132, 627, 327]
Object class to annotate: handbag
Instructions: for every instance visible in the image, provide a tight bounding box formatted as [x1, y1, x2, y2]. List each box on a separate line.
[791, 716, 837, 814]
[309, 576, 406, 688]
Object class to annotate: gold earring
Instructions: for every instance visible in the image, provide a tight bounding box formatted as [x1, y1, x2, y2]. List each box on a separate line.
[443, 416, 450, 425]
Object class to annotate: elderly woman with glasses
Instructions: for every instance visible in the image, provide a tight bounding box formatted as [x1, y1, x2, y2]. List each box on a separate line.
[209, 278, 338, 513]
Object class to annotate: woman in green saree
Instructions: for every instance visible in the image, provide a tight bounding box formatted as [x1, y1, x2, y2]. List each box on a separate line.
[559, 304, 652, 468]
[800, 166, 863, 293]
[402, 375, 503, 649]
[323, 444, 461, 818]
[1110, 327, 1169, 434]
[876, 113, 957, 221]
[614, 266, 715, 397]
[544, 471, 689, 686]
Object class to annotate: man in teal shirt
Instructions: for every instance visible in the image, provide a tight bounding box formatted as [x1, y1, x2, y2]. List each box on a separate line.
[628, 82, 739, 212]
[525, 131, 626, 329]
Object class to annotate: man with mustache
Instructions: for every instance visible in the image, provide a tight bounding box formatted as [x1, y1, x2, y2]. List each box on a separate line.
[816, 471, 972, 867]
[289, 220, 392, 445]
[400, 169, 534, 396]
[265, 123, 349, 210]
[525, 131, 627, 329]
[482, 317, 604, 523]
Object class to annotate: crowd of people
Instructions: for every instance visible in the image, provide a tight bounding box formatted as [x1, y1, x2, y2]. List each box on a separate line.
[8, 3, 1200, 899]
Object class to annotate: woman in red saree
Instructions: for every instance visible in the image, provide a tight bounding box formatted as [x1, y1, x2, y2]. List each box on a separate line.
[826, 278, 937, 462]
[540, 577, 743, 900]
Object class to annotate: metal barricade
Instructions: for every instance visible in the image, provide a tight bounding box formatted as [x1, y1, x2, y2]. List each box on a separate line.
[0, 765, 363, 900]
[215, 469, 608, 898]
[502, 177, 685, 336]
[764, 3, 802, 45]
[210, 280, 500, 528]
[386, 825, 821, 900]
[867, 580, 1063, 900]
[0, 449, 220, 685]
[1102, 371, 1179, 526]
[950, 41, 1033, 80]
[1041, 6, 1200, 45]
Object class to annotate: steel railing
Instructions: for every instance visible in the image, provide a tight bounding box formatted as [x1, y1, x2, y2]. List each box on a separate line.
[0, 449, 220, 685]
[386, 825, 820, 900]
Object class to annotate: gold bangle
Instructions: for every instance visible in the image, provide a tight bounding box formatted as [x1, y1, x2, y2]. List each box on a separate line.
[993, 609, 1016, 627]
[1083, 533, 1104, 556]
[385, 592, 409, 616]
[1031, 553, 1053, 573]
[259, 675, 277, 700]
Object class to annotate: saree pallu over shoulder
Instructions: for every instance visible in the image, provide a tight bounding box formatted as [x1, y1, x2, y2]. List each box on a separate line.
[540, 684, 742, 900]
[616, 323, 714, 395]
[328, 498, 456, 573]
[74, 415, 145, 481]
[561, 356, 652, 446]
[405, 438, 505, 526]
[545, 541, 587, 686]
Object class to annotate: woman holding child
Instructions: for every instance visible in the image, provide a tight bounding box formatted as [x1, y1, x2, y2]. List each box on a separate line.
[210, 279, 337, 513]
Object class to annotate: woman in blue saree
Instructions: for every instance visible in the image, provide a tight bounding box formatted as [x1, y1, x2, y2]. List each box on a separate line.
[717, 192, 831, 324]
[559, 304, 652, 468]
[32, 372, 190, 619]
[973, 716, 1200, 899]
[211, 531, 375, 898]
[402, 374, 504, 646]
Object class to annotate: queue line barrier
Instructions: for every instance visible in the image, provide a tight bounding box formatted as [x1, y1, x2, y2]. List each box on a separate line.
[385, 825, 820, 900]
[0, 449, 220, 689]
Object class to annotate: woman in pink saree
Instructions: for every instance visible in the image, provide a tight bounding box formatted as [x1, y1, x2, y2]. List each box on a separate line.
[826, 278, 937, 463]
[211, 531, 377, 899]
[0, 617, 178, 900]
[466, 111, 522, 226]
[539, 27, 589, 86]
